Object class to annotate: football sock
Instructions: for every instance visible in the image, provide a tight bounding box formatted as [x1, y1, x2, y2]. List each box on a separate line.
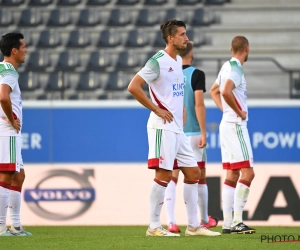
[149, 179, 167, 229]
[222, 180, 236, 228]
[232, 180, 250, 226]
[184, 180, 200, 228]
[165, 177, 177, 224]
[198, 179, 209, 224]
[0, 182, 10, 232]
[9, 186, 22, 228]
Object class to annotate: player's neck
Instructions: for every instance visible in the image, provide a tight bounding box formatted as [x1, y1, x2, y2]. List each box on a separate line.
[3, 57, 18, 69]
[182, 58, 192, 65]
[164, 47, 178, 61]
[232, 55, 244, 65]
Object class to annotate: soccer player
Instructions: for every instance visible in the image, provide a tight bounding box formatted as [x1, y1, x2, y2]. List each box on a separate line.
[165, 41, 218, 233]
[209, 36, 256, 234]
[0, 33, 32, 236]
[128, 19, 221, 237]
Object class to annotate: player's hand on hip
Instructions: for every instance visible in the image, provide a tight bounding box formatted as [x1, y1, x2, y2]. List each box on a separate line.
[155, 108, 173, 124]
[240, 111, 247, 120]
[2, 117, 21, 133]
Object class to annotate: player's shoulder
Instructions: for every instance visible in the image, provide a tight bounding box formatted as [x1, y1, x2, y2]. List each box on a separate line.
[0, 62, 18, 78]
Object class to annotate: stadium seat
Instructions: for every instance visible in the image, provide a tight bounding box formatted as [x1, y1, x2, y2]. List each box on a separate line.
[45, 72, 69, 100]
[0, 54, 3, 61]
[1, 0, 24, 6]
[18, 72, 40, 91]
[37, 30, 61, 48]
[76, 72, 101, 91]
[116, 0, 139, 5]
[55, 51, 80, 71]
[177, 0, 201, 5]
[18, 9, 42, 27]
[164, 8, 186, 21]
[116, 51, 140, 69]
[0, 9, 13, 27]
[105, 71, 131, 91]
[26, 51, 51, 71]
[86, 0, 110, 5]
[66, 30, 90, 48]
[206, 0, 228, 5]
[57, 0, 81, 5]
[77, 9, 101, 27]
[153, 31, 166, 48]
[125, 29, 149, 48]
[144, 0, 167, 5]
[107, 9, 132, 26]
[97, 29, 121, 48]
[191, 8, 217, 26]
[47, 9, 71, 27]
[186, 29, 207, 46]
[135, 9, 160, 27]
[28, 0, 53, 6]
[294, 78, 300, 90]
[86, 51, 112, 71]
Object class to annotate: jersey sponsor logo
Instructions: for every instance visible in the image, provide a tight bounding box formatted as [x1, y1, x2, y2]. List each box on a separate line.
[173, 82, 184, 97]
[24, 169, 95, 220]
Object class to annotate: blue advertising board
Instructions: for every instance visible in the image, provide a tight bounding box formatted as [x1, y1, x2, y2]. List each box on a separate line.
[21, 100, 300, 163]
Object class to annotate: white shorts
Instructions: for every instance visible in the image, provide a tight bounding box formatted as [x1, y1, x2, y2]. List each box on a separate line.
[219, 120, 254, 170]
[0, 136, 23, 172]
[147, 128, 197, 171]
[186, 134, 207, 169]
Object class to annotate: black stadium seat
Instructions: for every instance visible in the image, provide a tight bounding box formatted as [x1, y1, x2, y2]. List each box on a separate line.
[26, 51, 51, 71]
[47, 9, 71, 27]
[37, 30, 61, 48]
[116, 0, 139, 5]
[66, 30, 90, 48]
[1, 0, 24, 6]
[28, 0, 53, 6]
[97, 29, 121, 48]
[153, 31, 166, 48]
[135, 9, 160, 27]
[18, 72, 40, 91]
[57, 0, 81, 5]
[87, 51, 112, 71]
[77, 9, 101, 26]
[116, 51, 140, 69]
[177, 0, 200, 5]
[107, 9, 132, 26]
[191, 8, 217, 26]
[77, 72, 101, 91]
[86, 0, 110, 5]
[55, 51, 80, 71]
[105, 72, 131, 91]
[144, 0, 167, 5]
[18, 9, 42, 27]
[125, 29, 149, 48]
[0, 9, 13, 27]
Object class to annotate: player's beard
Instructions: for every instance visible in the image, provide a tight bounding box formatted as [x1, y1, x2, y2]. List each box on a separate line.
[244, 53, 248, 62]
[174, 42, 187, 52]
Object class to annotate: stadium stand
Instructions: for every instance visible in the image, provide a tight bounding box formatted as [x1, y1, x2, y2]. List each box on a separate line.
[0, 0, 299, 99]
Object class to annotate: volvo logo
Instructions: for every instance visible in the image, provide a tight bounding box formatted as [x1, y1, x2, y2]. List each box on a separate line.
[24, 169, 95, 220]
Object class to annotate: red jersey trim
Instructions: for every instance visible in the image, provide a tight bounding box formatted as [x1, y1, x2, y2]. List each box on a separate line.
[233, 95, 242, 111]
[197, 161, 206, 169]
[150, 87, 168, 111]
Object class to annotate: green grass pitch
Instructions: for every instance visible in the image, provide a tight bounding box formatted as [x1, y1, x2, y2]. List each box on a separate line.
[1, 226, 300, 250]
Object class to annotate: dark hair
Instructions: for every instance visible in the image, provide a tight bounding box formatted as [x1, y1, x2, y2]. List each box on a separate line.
[160, 19, 186, 43]
[0, 33, 24, 57]
[179, 41, 193, 58]
[231, 36, 249, 53]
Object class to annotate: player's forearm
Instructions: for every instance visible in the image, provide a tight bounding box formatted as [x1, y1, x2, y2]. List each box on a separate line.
[128, 85, 158, 113]
[195, 104, 206, 135]
[222, 92, 243, 117]
[0, 98, 14, 123]
[210, 92, 223, 111]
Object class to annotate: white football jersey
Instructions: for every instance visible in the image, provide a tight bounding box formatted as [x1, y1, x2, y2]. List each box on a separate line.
[138, 50, 184, 133]
[215, 57, 248, 122]
[0, 62, 22, 136]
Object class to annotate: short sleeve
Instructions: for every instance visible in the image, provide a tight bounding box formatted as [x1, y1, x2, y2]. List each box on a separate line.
[192, 69, 206, 92]
[229, 61, 243, 87]
[137, 57, 160, 83]
[0, 71, 17, 90]
[215, 72, 221, 86]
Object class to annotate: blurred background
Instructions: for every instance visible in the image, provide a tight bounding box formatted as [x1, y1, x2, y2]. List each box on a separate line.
[1, 0, 300, 226]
